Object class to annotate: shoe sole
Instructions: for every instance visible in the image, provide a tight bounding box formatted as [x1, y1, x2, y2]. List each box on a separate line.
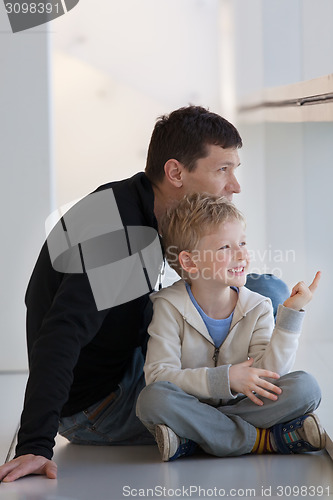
[155, 424, 170, 462]
[303, 413, 326, 450]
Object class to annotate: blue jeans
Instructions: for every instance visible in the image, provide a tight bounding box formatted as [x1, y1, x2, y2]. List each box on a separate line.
[245, 273, 290, 319]
[58, 346, 155, 445]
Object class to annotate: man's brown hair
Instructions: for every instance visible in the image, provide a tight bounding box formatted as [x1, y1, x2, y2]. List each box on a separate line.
[145, 106, 242, 185]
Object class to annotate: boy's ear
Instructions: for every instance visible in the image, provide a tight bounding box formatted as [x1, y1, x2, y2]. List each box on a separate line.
[164, 159, 183, 188]
[179, 250, 198, 275]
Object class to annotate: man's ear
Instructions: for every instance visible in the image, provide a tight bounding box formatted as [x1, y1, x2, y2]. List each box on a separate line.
[164, 159, 183, 188]
[179, 250, 198, 275]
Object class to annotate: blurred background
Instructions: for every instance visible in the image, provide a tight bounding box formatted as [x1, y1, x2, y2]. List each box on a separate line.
[0, 0, 332, 371]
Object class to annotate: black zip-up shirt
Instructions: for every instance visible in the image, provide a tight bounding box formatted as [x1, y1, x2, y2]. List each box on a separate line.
[16, 173, 159, 459]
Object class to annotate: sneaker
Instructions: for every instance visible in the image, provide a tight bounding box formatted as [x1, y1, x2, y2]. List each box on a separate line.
[271, 413, 326, 454]
[155, 424, 197, 461]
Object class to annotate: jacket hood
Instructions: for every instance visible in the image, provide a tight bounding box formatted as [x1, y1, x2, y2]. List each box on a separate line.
[150, 279, 271, 330]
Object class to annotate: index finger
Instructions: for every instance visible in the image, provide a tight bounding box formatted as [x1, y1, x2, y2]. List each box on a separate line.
[308, 271, 321, 293]
[0, 461, 16, 481]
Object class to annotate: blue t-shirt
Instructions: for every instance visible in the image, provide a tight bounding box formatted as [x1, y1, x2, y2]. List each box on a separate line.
[185, 282, 238, 348]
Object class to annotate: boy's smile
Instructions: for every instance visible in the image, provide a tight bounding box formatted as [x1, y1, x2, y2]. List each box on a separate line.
[228, 266, 247, 277]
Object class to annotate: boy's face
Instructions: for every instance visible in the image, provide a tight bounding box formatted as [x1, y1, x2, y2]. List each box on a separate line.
[190, 219, 250, 288]
[181, 145, 241, 201]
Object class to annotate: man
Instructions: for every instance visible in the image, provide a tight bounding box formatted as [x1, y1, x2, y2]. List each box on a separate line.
[0, 106, 288, 482]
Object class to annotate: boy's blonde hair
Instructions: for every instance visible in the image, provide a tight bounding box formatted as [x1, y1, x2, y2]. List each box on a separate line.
[160, 193, 245, 281]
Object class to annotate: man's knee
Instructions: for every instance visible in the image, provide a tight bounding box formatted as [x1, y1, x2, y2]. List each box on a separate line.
[280, 370, 322, 412]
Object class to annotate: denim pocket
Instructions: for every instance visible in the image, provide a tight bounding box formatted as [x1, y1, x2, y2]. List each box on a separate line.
[83, 387, 122, 429]
[59, 388, 121, 443]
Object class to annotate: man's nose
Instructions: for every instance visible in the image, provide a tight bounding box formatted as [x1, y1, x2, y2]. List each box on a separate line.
[226, 174, 241, 194]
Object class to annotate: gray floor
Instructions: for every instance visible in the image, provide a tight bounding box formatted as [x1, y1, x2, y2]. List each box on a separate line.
[1, 437, 331, 500]
[1, 341, 332, 500]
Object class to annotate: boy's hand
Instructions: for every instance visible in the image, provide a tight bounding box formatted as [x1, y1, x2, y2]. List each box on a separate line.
[0, 454, 57, 482]
[229, 358, 281, 406]
[283, 271, 321, 311]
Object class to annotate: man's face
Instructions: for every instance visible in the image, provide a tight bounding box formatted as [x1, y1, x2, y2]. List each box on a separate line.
[181, 144, 241, 201]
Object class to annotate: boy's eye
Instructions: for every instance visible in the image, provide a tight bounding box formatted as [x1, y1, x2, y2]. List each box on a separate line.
[219, 245, 230, 250]
[240, 241, 247, 247]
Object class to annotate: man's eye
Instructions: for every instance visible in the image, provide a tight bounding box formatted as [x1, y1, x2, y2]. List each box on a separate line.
[218, 167, 227, 172]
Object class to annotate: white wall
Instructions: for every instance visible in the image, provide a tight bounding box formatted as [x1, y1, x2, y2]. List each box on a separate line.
[302, 122, 333, 339]
[51, 0, 221, 206]
[0, 13, 52, 370]
[227, 0, 333, 341]
[232, 0, 333, 98]
[302, 0, 333, 81]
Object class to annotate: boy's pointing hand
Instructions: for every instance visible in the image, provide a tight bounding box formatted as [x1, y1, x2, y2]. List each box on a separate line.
[283, 271, 321, 312]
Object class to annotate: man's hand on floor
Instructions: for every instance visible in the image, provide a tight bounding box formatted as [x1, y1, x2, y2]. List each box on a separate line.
[0, 454, 57, 482]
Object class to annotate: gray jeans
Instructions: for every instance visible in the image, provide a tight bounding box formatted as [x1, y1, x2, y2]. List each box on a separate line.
[136, 371, 321, 456]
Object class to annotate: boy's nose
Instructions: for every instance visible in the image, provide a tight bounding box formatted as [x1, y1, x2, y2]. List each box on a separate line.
[235, 247, 247, 260]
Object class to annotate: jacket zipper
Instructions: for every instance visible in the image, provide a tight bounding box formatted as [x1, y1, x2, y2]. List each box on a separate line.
[183, 316, 221, 367]
[212, 346, 220, 367]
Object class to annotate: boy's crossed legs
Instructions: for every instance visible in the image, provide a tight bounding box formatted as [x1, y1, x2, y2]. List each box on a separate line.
[136, 370, 324, 460]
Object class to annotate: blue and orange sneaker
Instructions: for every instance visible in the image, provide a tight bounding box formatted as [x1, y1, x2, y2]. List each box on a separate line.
[155, 424, 198, 461]
[271, 413, 326, 454]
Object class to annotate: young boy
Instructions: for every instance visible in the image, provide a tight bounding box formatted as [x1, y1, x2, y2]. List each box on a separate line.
[136, 193, 325, 461]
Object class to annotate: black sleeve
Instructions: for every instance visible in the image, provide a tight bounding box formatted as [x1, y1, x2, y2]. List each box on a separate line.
[15, 270, 109, 459]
